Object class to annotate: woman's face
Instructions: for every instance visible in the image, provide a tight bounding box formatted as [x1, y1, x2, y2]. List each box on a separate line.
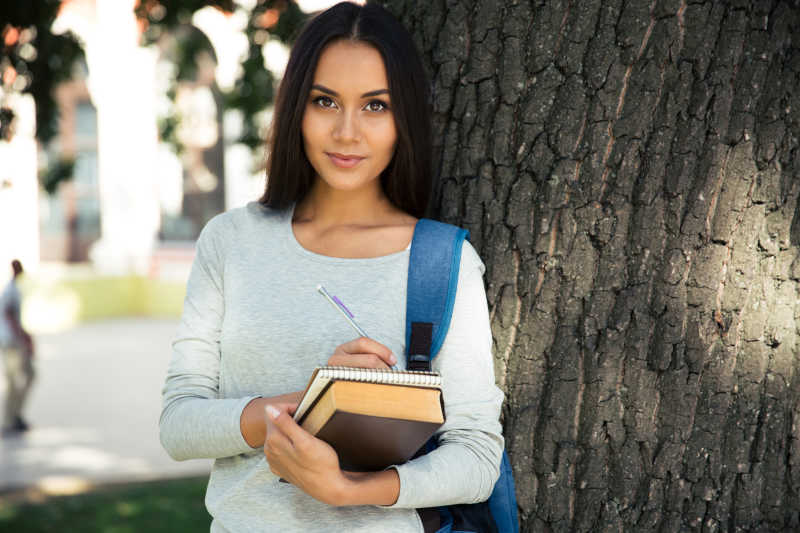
[301, 40, 397, 195]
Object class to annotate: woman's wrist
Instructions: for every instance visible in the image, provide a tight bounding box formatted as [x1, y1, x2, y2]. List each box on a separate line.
[241, 392, 303, 448]
[241, 397, 268, 448]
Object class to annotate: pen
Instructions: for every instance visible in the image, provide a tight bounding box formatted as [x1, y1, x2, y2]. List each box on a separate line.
[316, 284, 398, 370]
[317, 284, 368, 337]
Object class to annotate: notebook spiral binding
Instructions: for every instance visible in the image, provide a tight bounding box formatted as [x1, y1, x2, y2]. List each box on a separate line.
[316, 366, 441, 387]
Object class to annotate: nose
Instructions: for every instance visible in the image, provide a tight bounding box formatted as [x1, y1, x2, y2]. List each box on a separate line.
[332, 109, 360, 143]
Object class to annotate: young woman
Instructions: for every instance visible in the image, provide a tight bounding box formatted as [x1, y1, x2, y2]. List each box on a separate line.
[159, 3, 504, 532]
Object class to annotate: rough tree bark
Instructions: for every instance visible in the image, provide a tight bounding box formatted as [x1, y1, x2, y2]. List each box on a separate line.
[381, 1, 800, 531]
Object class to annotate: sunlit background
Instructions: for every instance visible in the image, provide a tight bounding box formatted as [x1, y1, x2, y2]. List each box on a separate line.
[0, 0, 355, 519]
[1, 0, 356, 330]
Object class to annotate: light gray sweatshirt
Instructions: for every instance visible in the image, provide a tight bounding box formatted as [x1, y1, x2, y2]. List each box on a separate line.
[160, 202, 504, 533]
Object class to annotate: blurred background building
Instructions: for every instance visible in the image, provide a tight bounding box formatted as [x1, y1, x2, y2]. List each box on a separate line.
[0, 0, 345, 331]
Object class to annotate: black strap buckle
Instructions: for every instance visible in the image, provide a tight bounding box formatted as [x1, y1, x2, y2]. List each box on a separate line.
[408, 322, 433, 371]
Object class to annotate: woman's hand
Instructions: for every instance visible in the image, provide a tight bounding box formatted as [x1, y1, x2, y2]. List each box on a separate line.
[263, 404, 351, 505]
[264, 405, 401, 506]
[327, 337, 397, 369]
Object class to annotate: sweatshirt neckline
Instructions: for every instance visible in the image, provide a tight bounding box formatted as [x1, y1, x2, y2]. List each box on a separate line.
[283, 204, 410, 265]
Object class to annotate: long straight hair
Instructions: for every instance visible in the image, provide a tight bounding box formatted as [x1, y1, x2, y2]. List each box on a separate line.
[259, 2, 432, 218]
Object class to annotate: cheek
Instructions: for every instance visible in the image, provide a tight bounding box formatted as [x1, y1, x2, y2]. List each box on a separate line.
[376, 122, 397, 157]
[301, 110, 326, 150]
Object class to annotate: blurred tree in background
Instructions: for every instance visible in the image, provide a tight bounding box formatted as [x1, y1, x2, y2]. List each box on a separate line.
[0, 0, 84, 144]
[135, 0, 307, 154]
[0, 0, 307, 195]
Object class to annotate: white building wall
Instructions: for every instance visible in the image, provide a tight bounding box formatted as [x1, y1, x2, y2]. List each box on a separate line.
[0, 93, 40, 278]
[56, 0, 161, 275]
[88, 0, 160, 274]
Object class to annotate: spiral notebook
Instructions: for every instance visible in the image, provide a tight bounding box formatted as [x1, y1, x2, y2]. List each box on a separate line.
[294, 366, 441, 421]
[293, 366, 445, 471]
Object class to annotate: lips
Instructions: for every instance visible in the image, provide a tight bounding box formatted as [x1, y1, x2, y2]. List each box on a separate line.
[326, 152, 365, 169]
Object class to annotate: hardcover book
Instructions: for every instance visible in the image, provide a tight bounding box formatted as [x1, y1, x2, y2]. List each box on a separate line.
[293, 366, 445, 471]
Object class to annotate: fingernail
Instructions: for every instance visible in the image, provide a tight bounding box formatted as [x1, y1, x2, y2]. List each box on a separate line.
[389, 353, 397, 365]
[265, 404, 280, 419]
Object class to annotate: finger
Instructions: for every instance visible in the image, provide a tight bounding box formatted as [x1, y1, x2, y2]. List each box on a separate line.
[338, 337, 397, 365]
[328, 353, 391, 369]
[341, 337, 392, 358]
[266, 403, 311, 449]
[272, 402, 299, 417]
[264, 405, 293, 449]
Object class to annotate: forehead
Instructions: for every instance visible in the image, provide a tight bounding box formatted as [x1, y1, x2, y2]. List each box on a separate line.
[313, 40, 389, 92]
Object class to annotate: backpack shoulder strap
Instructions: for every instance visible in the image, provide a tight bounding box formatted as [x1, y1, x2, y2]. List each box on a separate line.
[407, 219, 521, 532]
[405, 218, 469, 371]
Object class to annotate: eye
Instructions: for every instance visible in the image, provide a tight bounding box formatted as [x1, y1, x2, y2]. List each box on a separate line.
[365, 100, 389, 112]
[312, 95, 337, 109]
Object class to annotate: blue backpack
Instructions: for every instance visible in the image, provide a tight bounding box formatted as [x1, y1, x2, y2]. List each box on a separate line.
[406, 219, 519, 533]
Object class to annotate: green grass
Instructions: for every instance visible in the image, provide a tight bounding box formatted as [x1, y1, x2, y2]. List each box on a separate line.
[22, 275, 186, 333]
[60, 276, 186, 320]
[0, 477, 211, 532]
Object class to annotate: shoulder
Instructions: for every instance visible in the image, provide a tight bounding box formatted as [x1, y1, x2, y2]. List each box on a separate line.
[460, 240, 485, 276]
[199, 202, 288, 241]
[421, 219, 484, 275]
[413, 219, 485, 276]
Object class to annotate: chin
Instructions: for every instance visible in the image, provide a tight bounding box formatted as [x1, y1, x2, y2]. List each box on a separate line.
[330, 180, 371, 192]
[320, 175, 375, 192]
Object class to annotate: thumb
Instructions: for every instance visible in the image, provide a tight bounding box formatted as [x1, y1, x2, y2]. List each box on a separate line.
[264, 404, 292, 448]
[265, 404, 282, 422]
[264, 404, 284, 435]
[265, 403, 305, 444]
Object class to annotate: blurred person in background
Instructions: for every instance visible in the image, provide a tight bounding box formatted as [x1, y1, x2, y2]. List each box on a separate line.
[1, 259, 35, 435]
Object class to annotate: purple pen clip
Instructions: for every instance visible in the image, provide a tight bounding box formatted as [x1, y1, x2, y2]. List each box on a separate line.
[332, 295, 355, 318]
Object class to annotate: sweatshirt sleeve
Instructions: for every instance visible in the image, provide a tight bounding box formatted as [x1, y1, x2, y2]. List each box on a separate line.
[387, 242, 505, 508]
[159, 215, 260, 460]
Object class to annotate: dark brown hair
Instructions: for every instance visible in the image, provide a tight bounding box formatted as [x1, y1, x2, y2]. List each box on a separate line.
[259, 2, 432, 218]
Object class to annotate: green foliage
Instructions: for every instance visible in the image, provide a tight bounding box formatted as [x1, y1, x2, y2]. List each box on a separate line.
[153, 26, 217, 153]
[227, 1, 305, 149]
[0, 0, 307, 156]
[135, 0, 235, 34]
[136, 0, 307, 153]
[266, 0, 307, 44]
[0, 477, 211, 532]
[0, 106, 14, 140]
[224, 44, 276, 149]
[39, 157, 75, 195]
[170, 26, 217, 83]
[158, 105, 184, 154]
[0, 0, 85, 145]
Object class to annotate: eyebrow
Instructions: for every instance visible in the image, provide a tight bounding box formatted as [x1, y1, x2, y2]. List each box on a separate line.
[311, 84, 389, 98]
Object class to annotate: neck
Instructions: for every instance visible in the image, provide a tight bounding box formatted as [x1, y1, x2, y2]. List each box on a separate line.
[294, 181, 393, 227]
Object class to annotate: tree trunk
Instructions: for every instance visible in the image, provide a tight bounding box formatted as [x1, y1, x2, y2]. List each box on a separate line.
[382, 0, 800, 530]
